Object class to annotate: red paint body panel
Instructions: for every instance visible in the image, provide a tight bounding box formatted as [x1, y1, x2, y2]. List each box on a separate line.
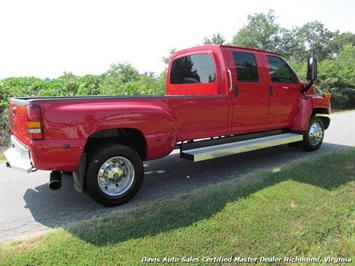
[8, 45, 331, 172]
[9, 104, 29, 145]
[292, 97, 314, 131]
[223, 47, 269, 133]
[311, 95, 332, 112]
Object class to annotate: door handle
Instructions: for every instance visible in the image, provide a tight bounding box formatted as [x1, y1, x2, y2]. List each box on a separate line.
[227, 69, 233, 92]
[282, 86, 289, 89]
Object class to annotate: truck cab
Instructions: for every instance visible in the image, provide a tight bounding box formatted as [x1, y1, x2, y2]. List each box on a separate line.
[167, 45, 329, 136]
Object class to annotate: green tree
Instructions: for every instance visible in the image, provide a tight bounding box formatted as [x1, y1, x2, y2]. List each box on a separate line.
[298, 21, 335, 61]
[277, 27, 306, 61]
[106, 62, 140, 83]
[53, 72, 80, 96]
[318, 44, 355, 89]
[137, 72, 165, 95]
[162, 48, 177, 66]
[203, 33, 226, 45]
[77, 74, 103, 96]
[329, 31, 355, 58]
[232, 10, 281, 51]
[100, 62, 141, 95]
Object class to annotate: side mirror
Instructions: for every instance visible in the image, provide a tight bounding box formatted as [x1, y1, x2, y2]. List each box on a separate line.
[302, 57, 318, 93]
[307, 57, 317, 82]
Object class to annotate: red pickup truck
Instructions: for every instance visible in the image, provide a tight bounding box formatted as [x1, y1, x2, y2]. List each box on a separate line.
[5, 45, 331, 206]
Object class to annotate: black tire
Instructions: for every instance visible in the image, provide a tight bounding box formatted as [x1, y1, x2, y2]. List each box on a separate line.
[303, 116, 325, 151]
[85, 144, 144, 207]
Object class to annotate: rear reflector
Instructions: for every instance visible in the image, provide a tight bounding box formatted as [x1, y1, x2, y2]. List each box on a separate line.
[27, 121, 41, 129]
[27, 105, 44, 140]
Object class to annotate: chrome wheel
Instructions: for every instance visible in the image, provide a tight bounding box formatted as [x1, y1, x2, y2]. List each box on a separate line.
[97, 156, 135, 197]
[86, 144, 144, 207]
[309, 122, 323, 146]
[303, 116, 325, 152]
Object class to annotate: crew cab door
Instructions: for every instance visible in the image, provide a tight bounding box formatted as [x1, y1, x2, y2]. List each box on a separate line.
[265, 55, 301, 128]
[167, 50, 230, 140]
[224, 48, 268, 134]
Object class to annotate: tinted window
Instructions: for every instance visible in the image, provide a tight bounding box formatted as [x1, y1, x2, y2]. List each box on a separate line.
[267, 56, 298, 84]
[170, 54, 216, 84]
[233, 51, 259, 82]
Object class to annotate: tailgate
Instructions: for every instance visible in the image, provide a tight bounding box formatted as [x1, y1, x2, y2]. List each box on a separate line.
[9, 99, 29, 143]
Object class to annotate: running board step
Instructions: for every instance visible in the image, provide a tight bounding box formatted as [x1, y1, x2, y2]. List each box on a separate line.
[180, 133, 303, 162]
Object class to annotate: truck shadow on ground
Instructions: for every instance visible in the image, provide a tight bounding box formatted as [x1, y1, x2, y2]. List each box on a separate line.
[22, 143, 354, 246]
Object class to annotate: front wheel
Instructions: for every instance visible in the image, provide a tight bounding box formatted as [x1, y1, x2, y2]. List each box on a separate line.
[85, 144, 144, 207]
[303, 116, 325, 151]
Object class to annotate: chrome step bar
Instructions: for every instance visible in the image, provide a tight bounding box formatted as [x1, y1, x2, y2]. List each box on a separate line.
[180, 133, 303, 162]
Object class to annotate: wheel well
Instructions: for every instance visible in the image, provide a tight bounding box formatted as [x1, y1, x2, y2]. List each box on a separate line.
[312, 108, 330, 130]
[84, 128, 147, 160]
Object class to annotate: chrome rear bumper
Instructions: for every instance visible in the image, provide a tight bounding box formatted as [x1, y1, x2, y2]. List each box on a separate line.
[4, 135, 34, 173]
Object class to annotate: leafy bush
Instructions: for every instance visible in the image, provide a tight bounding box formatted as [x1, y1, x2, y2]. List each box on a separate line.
[324, 87, 355, 110]
[0, 110, 10, 147]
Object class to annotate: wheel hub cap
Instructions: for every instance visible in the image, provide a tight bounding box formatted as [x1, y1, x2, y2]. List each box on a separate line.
[309, 122, 323, 145]
[97, 156, 135, 197]
[107, 167, 124, 181]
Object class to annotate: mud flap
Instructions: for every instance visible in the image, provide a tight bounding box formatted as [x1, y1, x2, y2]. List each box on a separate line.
[73, 153, 87, 194]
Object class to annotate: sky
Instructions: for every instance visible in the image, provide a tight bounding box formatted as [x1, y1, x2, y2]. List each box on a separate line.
[0, 0, 354, 79]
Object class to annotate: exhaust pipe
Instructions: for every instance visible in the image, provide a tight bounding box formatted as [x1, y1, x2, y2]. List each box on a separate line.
[49, 171, 62, 190]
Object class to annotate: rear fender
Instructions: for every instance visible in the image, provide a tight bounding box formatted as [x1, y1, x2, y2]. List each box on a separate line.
[89, 103, 178, 161]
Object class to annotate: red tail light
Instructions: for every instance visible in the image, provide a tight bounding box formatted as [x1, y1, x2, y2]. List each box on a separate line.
[27, 105, 44, 140]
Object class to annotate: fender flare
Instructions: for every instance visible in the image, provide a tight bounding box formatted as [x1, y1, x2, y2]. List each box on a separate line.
[292, 97, 330, 131]
[292, 97, 313, 132]
[315, 113, 330, 130]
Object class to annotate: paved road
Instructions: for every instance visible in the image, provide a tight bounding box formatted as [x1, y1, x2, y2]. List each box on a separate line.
[1, 111, 354, 242]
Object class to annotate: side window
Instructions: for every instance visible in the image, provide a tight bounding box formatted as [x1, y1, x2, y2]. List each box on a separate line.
[233, 51, 259, 82]
[267, 56, 298, 84]
[170, 54, 216, 84]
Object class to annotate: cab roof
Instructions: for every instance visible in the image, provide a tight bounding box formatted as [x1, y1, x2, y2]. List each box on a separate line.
[172, 44, 280, 57]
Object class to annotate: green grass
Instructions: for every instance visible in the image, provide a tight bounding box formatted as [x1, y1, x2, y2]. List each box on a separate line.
[1, 148, 354, 265]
